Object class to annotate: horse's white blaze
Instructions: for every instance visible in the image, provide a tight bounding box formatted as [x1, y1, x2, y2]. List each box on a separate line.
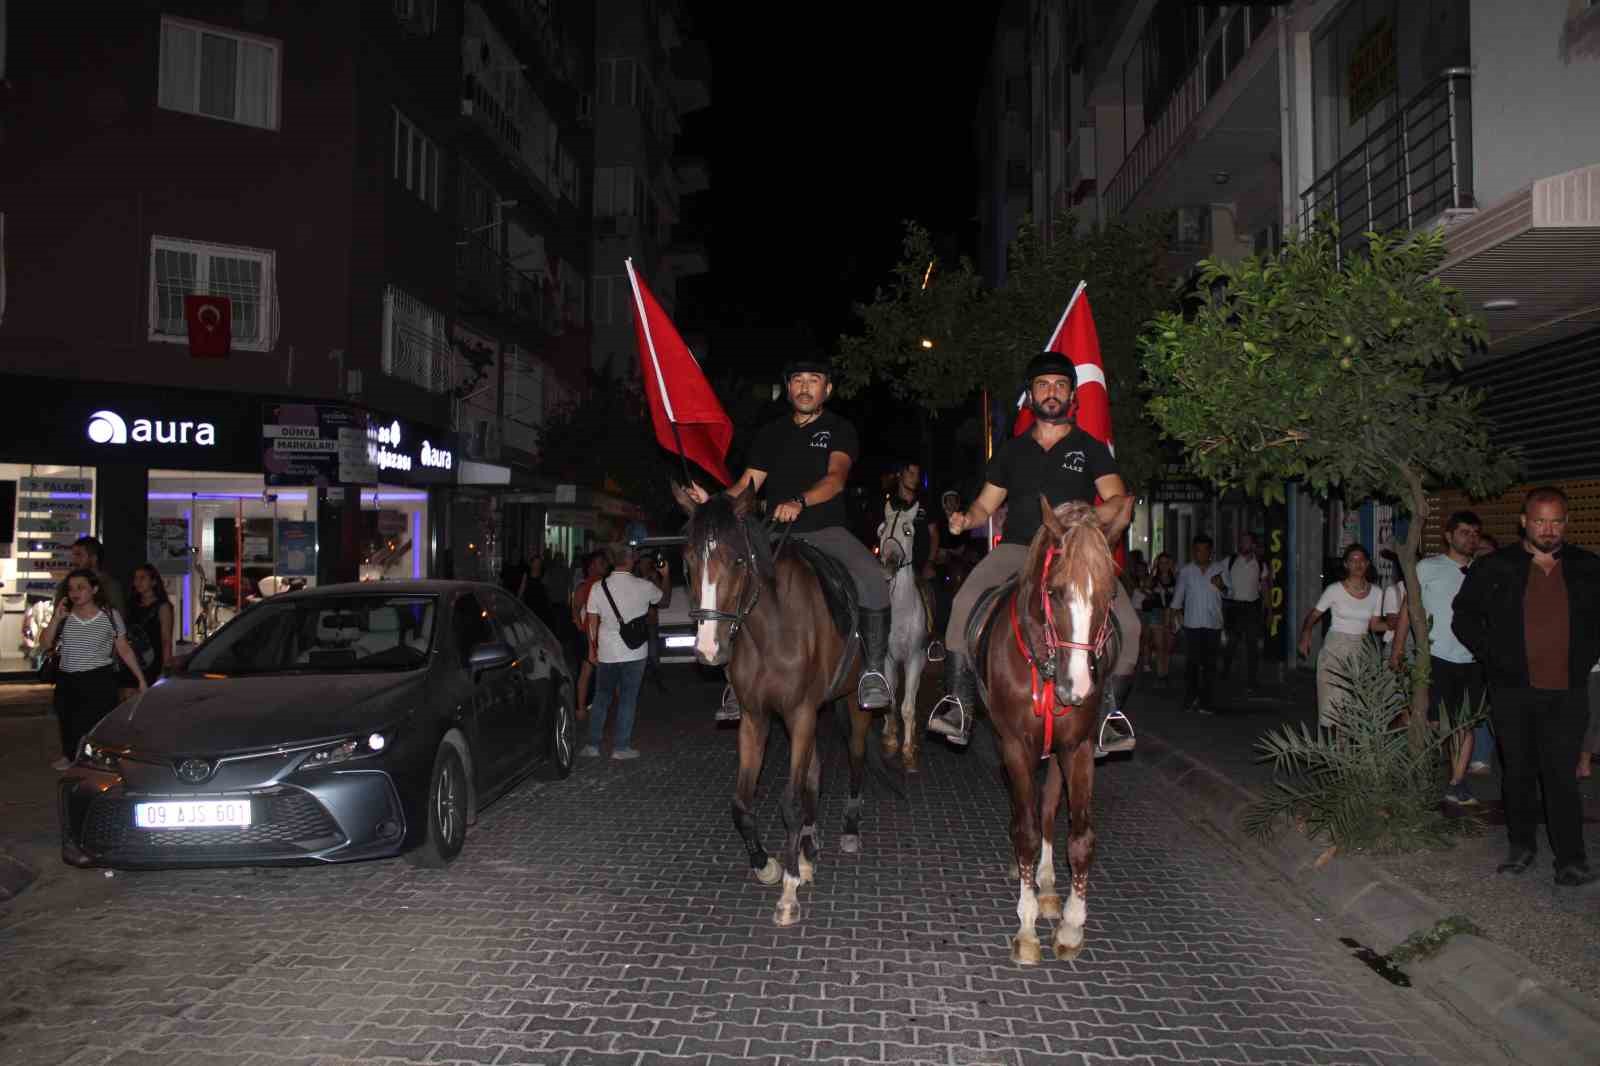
[1066, 574, 1095, 701]
[695, 566, 720, 661]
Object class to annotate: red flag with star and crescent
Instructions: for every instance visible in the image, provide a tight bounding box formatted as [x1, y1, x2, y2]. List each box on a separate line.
[1012, 281, 1111, 445]
[626, 259, 734, 486]
[1013, 281, 1125, 564]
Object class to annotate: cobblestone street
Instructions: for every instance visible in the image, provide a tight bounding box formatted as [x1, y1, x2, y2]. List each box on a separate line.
[1, 673, 1488, 1065]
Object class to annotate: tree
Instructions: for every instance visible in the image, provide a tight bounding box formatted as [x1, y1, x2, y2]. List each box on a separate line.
[1140, 224, 1518, 729]
[834, 211, 1171, 491]
[537, 368, 680, 527]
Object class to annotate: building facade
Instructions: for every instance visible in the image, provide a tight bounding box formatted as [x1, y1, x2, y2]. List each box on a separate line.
[0, 0, 600, 663]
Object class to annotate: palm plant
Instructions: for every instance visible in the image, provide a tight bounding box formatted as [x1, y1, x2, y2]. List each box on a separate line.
[1243, 642, 1486, 853]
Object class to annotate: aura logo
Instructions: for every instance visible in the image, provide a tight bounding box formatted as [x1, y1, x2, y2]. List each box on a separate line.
[87, 410, 128, 444]
[87, 409, 217, 447]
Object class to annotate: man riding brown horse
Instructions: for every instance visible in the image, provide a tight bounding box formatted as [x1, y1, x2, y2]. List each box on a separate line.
[685, 355, 893, 715]
[929, 351, 1141, 755]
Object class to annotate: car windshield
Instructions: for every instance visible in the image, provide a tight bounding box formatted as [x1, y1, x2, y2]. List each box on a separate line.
[184, 595, 438, 676]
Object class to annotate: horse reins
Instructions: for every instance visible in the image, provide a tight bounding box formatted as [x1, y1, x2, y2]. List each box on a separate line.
[1010, 542, 1113, 750]
[687, 517, 794, 644]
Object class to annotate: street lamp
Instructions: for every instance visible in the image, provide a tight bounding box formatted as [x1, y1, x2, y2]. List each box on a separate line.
[919, 338, 934, 350]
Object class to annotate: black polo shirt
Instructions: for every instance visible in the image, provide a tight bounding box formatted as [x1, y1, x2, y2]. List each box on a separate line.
[985, 426, 1117, 546]
[747, 409, 859, 534]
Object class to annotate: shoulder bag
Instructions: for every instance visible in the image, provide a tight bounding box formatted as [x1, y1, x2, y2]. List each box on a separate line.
[600, 577, 651, 651]
[36, 614, 64, 684]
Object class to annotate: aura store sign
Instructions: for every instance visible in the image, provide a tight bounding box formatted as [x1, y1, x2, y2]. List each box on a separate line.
[86, 409, 217, 447]
[368, 420, 452, 474]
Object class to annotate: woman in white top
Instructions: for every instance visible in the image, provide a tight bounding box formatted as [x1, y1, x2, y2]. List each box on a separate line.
[41, 568, 148, 770]
[1297, 544, 1400, 728]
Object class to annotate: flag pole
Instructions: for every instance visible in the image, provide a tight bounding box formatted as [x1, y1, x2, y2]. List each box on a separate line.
[626, 258, 697, 489]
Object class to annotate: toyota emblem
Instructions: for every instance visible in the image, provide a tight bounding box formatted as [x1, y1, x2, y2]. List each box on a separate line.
[175, 758, 215, 784]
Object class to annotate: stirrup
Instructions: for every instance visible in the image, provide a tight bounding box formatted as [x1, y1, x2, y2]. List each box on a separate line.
[927, 694, 969, 745]
[857, 670, 891, 708]
[1094, 708, 1136, 758]
[926, 639, 947, 663]
[716, 684, 742, 723]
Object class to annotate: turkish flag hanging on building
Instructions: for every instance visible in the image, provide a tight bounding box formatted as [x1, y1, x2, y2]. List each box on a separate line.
[1012, 281, 1112, 450]
[626, 259, 733, 486]
[184, 294, 232, 358]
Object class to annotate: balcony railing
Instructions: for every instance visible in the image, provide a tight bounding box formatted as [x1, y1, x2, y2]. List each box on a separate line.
[456, 235, 558, 330]
[1299, 69, 1473, 258]
[1105, 3, 1273, 219]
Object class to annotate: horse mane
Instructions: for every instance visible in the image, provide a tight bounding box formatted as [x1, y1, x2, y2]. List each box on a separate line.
[686, 494, 777, 581]
[1018, 501, 1116, 644]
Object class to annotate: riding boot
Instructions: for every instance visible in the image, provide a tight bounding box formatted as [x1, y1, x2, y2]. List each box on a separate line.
[856, 607, 892, 710]
[928, 652, 976, 746]
[1094, 673, 1137, 758]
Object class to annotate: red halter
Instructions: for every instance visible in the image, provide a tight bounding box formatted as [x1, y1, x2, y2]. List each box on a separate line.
[1010, 543, 1113, 752]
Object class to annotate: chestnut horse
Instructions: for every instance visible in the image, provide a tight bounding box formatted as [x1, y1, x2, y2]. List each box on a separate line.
[673, 484, 876, 927]
[980, 496, 1130, 964]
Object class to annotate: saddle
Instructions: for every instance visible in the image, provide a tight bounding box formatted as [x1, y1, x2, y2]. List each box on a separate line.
[965, 576, 1123, 712]
[785, 538, 859, 641]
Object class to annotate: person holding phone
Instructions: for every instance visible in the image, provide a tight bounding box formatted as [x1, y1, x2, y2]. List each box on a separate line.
[42, 568, 147, 770]
[582, 543, 670, 761]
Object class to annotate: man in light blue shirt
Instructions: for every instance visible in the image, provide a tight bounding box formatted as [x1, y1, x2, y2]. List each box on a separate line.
[1169, 533, 1227, 714]
[1390, 510, 1491, 805]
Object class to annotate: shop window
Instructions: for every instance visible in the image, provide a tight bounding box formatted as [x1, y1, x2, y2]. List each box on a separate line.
[158, 16, 281, 130]
[149, 236, 276, 351]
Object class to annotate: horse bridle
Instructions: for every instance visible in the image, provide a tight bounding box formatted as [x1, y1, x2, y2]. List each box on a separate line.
[1028, 542, 1114, 682]
[880, 500, 916, 575]
[687, 518, 790, 644]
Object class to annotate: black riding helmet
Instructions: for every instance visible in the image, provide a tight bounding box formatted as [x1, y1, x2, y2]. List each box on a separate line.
[1023, 351, 1077, 390]
[783, 355, 832, 382]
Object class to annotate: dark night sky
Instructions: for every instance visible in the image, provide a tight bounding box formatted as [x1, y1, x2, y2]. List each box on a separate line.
[679, 6, 999, 360]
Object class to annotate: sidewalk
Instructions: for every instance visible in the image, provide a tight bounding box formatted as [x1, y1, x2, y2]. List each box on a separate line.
[1127, 654, 1600, 1062]
[0, 692, 63, 902]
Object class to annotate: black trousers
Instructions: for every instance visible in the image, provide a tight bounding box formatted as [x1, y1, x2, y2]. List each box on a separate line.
[1220, 601, 1263, 685]
[54, 666, 119, 760]
[1428, 659, 1486, 723]
[1491, 687, 1589, 869]
[1183, 627, 1222, 709]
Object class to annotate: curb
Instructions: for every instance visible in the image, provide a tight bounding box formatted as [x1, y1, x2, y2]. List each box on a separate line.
[0, 848, 38, 902]
[1138, 727, 1600, 1066]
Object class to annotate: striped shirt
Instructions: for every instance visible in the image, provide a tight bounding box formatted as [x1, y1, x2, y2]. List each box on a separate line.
[58, 609, 125, 674]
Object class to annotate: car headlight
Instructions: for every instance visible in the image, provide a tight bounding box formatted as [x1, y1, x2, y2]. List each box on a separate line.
[79, 740, 121, 771]
[297, 730, 394, 772]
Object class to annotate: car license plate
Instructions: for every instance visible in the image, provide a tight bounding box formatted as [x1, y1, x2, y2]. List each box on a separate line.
[133, 800, 252, 829]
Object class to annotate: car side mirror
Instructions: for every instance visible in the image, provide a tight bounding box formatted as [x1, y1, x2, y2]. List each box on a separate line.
[467, 640, 514, 671]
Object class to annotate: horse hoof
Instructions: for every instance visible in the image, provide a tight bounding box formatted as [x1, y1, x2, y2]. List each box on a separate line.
[1054, 939, 1084, 961]
[798, 856, 815, 885]
[774, 901, 802, 927]
[1038, 893, 1062, 919]
[754, 857, 783, 886]
[1010, 936, 1042, 966]
[903, 747, 920, 773]
[839, 834, 861, 854]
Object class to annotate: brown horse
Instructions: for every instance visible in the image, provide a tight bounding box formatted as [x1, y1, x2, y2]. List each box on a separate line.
[980, 496, 1131, 964]
[673, 484, 876, 927]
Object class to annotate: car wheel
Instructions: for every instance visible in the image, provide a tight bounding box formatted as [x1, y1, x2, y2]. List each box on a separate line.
[551, 679, 575, 779]
[405, 742, 467, 868]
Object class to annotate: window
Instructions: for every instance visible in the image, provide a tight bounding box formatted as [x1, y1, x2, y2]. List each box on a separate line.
[393, 0, 438, 35]
[593, 275, 624, 326]
[158, 17, 280, 130]
[593, 166, 635, 216]
[393, 109, 441, 209]
[383, 285, 451, 393]
[598, 57, 637, 106]
[149, 237, 275, 350]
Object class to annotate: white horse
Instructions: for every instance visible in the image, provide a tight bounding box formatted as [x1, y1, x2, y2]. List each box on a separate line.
[877, 509, 931, 772]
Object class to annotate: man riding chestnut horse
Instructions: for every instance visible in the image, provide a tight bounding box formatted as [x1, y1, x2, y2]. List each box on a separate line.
[930, 351, 1140, 756]
[686, 355, 894, 715]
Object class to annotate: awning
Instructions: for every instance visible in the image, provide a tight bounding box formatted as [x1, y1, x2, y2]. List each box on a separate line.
[457, 460, 511, 485]
[1440, 163, 1600, 360]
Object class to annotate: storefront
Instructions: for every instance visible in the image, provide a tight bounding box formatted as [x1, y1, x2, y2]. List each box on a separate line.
[0, 374, 458, 661]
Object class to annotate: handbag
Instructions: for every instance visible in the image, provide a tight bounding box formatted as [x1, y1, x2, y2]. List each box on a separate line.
[600, 577, 651, 651]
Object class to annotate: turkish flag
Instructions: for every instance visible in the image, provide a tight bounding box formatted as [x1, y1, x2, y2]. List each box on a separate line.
[184, 294, 232, 358]
[1013, 282, 1124, 561]
[1013, 282, 1111, 447]
[626, 259, 733, 486]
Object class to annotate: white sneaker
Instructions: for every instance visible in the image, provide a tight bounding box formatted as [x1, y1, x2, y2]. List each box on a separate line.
[611, 748, 640, 761]
[578, 745, 601, 758]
